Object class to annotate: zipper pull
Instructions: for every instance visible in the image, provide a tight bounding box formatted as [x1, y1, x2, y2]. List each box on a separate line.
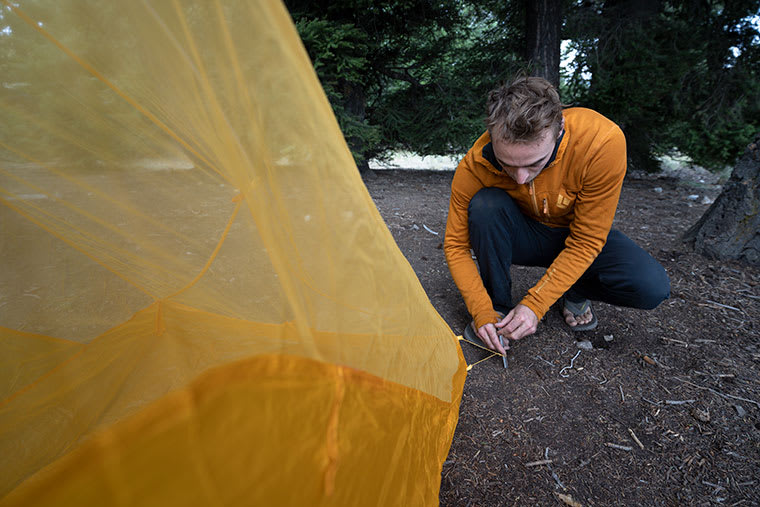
[543, 198, 548, 215]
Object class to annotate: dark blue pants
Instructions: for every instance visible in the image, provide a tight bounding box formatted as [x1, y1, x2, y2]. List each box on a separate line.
[468, 187, 670, 314]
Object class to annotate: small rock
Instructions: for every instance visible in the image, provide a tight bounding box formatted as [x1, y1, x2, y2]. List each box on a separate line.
[653, 187, 663, 193]
[687, 194, 700, 201]
[411, 224, 419, 230]
[577, 340, 593, 350]
[735, 405, 747, 418]
[701, 196, 714, 205]
[692, 408, 711, 423]
[604, 334, 614, 342]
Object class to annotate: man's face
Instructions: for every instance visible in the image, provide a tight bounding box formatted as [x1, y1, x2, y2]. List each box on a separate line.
[491, 126, 561, 185]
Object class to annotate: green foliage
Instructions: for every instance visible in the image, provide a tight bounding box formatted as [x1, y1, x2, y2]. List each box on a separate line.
[564, 0, 760, 172]
[288, 0, 759, 172]
[295, 17, 380, 164]
[287, 0, 526, 166]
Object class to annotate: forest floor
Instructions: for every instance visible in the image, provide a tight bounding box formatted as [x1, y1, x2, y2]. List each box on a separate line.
[363, 167, 760, 507]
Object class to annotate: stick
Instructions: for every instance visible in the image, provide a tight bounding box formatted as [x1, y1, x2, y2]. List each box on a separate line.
[619, 385, 625, 403]
[605, 443, 633, 452]
[661, 337, 689, 347]
[544, 448, 565, 489]
[524, 459, 553, 467]
[665, 399, 695, 405]
[628, 428, 645, 450]
[674, 378, 760, 408]
[705, 299, 742, 312]
[559, 350, 582, 378]
[422, 224, 438, 235]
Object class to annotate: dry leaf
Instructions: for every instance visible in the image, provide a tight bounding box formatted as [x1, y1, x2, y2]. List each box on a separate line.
[556, 492, 582, 507]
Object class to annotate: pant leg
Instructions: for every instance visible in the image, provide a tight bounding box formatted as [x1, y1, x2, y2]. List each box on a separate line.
[468, 187, 670, 312]
[570, 230, 670, 310]
[467, 188, 567, 314]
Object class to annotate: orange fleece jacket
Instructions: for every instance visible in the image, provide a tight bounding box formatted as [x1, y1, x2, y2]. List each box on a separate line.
[444, 107, 627, 329]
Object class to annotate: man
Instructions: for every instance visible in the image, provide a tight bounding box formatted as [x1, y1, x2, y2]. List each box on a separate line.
[444, 76, 670, 355]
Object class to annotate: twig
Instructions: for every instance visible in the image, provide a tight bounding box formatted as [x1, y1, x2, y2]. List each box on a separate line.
[661, 337, 689, 347]
[694, 339, 717, 344]
[665, 399, 696, 405]
[535, 355, 555, 367]
[559, 350, 582, 378]
[694, 371, 735, 378]
[544, 448, 565, 489]
[628, 428, 645, 450]
[619, 385, 625, 403]
[422, 224, 438, 235]
[605, 443, 633, 452]
[705, 299, 742, 312]
[524, 459, 553, 467]
[674, 378, 760, 408]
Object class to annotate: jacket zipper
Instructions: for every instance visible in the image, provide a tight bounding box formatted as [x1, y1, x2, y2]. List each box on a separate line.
[528, 181, 540, 216]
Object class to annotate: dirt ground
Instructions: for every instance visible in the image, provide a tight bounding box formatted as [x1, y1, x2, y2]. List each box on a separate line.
[363, 168, 760, 506]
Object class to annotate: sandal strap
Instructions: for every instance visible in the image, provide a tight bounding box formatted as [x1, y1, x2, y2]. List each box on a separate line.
[563, 297, 591, 317]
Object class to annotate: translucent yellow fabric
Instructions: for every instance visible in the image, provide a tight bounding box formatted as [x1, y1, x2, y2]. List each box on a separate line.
[0, 1, 466, 504]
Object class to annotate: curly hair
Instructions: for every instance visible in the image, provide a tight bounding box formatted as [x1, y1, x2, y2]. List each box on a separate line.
[485, 76, 563, 144]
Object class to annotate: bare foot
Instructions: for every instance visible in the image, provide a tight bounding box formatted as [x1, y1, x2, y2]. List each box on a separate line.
[563, 306, 594, 327]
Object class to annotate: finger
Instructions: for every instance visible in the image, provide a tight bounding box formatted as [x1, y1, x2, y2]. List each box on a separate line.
[477, 324, 496, 350]
[505, 321, 537, 341]
[483, 325, 507, 354]
[503, 314, 525, 334]
[486, 326, 507, 353]
[494, 310, 515, 329]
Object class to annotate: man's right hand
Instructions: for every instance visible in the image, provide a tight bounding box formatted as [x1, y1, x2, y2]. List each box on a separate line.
[476, 322, 508, 356]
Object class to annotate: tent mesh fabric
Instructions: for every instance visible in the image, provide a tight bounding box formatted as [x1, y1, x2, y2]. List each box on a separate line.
[0, 0, 466, 504]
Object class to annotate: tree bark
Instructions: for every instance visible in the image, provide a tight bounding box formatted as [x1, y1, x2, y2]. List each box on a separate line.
[524, 0, 562, 89]
[683, 133, 760, 266]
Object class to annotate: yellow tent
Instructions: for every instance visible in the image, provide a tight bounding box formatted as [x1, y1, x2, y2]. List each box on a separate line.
[0, 0, 466, 505]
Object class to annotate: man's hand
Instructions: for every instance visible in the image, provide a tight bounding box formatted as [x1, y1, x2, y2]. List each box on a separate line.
[475, 322, 508, 355]
[495, 304, 538, 341]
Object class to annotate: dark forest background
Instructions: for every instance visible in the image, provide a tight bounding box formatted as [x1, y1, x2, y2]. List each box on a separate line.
[285, 0, 760, 174]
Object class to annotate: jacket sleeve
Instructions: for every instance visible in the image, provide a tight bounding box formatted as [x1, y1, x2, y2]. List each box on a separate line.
[444, 154, 503, 330]
[519, 125, 627, 320]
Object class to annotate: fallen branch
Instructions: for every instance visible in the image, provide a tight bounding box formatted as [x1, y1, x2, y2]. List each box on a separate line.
[661, 337, 690, 347]
[628, 428, 645, 450]
[544, 448, 565, 489]
[605, 443, 633, 452]
[673, 377, 760, 408]
[705, 299, 742, 312]
[524, 459, 553, 467]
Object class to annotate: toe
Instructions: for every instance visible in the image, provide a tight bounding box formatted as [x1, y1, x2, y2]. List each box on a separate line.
[563, 309, 578, 326]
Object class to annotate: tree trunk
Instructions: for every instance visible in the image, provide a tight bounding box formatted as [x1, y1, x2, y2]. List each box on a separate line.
[683, 133, 760, 266]
[340, 79, 370, 173]
[524, 0, 562, 89]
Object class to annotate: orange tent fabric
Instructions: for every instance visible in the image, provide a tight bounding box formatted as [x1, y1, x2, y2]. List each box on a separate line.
[0, 0, 466, 504]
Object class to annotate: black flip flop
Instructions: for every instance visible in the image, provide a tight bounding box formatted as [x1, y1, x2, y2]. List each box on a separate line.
[561, 297, 598, 332]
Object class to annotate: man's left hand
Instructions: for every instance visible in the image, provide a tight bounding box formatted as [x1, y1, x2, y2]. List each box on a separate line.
[495, 304, 538, 341]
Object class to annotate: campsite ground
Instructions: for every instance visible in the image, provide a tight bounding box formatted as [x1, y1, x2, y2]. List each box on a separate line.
[363, 167, 760, 506]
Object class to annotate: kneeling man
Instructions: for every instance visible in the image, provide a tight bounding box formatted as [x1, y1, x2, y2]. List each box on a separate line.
[444, 76, 670, 355]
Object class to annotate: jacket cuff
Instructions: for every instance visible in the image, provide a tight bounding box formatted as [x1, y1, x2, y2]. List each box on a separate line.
[473, 309, 503, 330]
